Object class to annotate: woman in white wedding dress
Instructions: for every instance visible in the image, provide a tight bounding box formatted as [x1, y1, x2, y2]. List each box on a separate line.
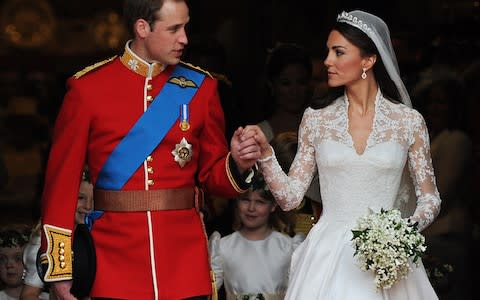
[241, 10, 441, 300]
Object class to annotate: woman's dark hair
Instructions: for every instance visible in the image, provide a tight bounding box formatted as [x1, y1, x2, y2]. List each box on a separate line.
[311, 22, 401, 109]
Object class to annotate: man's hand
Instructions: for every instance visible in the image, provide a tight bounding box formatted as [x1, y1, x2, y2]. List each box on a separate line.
[230, 127, 261, 173]
[51, 280, 77, 300]
[242, 125, 273, 159]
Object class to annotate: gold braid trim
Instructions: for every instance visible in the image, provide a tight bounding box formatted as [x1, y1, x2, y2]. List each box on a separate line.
[179, 61, 213, 79]
[73, 56, 117, 79]
[209, 270, 218, 300]
[225, 152, 248, 193]
[42, 225, 73, 281]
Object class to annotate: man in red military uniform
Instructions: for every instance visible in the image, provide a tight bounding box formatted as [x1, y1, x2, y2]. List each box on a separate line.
[39, 0, 260, 299]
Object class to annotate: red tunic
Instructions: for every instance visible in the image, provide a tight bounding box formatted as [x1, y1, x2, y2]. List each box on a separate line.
[41, 46, 246, 299]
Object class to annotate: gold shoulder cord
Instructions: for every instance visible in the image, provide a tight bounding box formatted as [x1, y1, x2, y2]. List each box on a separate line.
[179, 61, 213, 79]
[73, 56, 117, 79]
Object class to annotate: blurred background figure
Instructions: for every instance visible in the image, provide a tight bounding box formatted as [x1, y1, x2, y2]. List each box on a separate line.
[461, 58, 480, 300]
[310, 54, 329, 100]
[257, 43, 313, 141]
[413, 69, 473, 299]
[0, 224, 31, 300]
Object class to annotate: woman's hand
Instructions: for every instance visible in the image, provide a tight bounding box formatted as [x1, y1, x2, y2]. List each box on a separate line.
[242, 125, 273, 159]
[230, 127, 261, 173]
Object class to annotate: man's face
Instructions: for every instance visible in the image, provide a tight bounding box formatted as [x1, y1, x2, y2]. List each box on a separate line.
[143, 0, 189, 65]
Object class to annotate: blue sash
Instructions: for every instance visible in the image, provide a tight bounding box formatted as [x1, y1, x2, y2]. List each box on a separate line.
[96, 64, 206, 190]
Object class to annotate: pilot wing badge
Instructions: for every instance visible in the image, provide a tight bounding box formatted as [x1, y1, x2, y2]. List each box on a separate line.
[168, 76, 198, 88]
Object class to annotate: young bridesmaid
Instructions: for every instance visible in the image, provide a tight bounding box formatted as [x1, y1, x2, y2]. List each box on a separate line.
[209, 174, 304, 300]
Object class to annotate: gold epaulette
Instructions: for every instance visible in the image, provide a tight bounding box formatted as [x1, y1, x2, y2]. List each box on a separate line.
[73, 56, 117, 79]
[179, 61, 213, 79]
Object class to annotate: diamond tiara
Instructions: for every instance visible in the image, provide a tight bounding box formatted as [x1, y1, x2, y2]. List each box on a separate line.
[336, 11, 374, 36]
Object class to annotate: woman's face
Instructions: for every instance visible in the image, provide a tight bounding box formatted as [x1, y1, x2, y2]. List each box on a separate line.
[271, 63, 311, 113]
[0, 246, 24, 288]
[237, 190, 276, 231]
[75, 181, 94, 225]
[324, 30, 366, 88]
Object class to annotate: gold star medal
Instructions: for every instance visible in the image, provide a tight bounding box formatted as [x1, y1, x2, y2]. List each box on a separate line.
[179, 104, 190, 131]
[172, 137, 193, 167]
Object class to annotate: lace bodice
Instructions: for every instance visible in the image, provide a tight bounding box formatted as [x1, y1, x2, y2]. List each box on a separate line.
[259, 92, 441, 231]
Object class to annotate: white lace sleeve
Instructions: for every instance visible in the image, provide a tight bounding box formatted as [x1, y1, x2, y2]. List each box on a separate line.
[259, 109, 317, 211]
[208, 231, 224, 289]
[407, 111, 442, 231]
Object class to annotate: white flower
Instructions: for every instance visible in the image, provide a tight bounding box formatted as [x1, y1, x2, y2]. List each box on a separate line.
[351, 208, 426, 290]
[128, 59, 139, 71]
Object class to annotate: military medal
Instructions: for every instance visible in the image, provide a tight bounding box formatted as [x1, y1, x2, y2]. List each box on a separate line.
[179, 104, 190, 131]
[172, 137, 193, 167]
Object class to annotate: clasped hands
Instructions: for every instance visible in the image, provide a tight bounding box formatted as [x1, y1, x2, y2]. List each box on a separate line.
[230, 125, 273, 173]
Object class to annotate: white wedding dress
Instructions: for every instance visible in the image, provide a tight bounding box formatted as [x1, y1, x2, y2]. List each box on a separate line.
[259, 91, 441, 300]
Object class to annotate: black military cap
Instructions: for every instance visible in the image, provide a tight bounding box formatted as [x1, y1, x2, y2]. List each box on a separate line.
[70, 223, 96, 299]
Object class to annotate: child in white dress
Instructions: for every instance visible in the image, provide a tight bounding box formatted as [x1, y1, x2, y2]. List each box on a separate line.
[209, 174, 304, 300]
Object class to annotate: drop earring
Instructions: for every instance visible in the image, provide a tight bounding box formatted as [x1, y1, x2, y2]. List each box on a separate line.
[361, 68, 367, 80]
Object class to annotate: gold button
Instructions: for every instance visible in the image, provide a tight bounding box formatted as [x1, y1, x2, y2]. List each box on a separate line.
[147, 179, 154, 186]
[147, 84, 153, 90]
[147, 166, 154, 174]
[59, 249, 65, 255]
[146, 156, 153, 162]
[59, 242, 65, 248]
[146, 95, 153, 101]
[60, 262, 66, 269]
[59, 255, 65, 262]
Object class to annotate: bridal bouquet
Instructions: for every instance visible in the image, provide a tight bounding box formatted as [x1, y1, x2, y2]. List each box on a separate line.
[351, 208, 426, 290]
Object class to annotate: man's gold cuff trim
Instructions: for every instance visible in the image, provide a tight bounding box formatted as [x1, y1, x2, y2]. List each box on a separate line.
[225, 152, 248, 193]
[42, 225, 73, 282]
